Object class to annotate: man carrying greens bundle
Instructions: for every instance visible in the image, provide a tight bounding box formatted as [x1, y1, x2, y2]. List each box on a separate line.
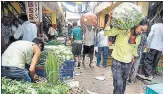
[2, 37, 44, 82]
[104, 13, 149, 94]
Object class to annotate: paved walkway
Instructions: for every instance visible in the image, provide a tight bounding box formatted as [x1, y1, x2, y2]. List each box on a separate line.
[73, 60, 145, 94]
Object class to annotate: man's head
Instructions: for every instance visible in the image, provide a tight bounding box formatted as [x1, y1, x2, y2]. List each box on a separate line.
[12, 18, 19, 27]
[48, 24, 52, 27]
[32, 37, 44, 51]
[2, 16, 10, 26]
[135, 18, 149, 35]
[73, 22, 77, 27]
[19, 14, 28, 23]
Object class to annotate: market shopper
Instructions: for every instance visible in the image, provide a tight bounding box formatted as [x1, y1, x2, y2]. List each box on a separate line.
[2, 37, 44, 82]
[104, 13, 149, 94]
[82, 25, 96, 67]
[143, 19, 163, 80]
[14, 14, 38, 41]
[48, 24, 57, 40]
[71, 22, 83, 68]
[10, 18, 21, 42]
[96, 28, 109, 68]
[1, 16, 11, 54]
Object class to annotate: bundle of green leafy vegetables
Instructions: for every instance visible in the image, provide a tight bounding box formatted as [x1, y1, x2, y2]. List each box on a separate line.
[111, 2, 145, 30]
[2, 77, 69, 94]
[46, 40, 62, 45]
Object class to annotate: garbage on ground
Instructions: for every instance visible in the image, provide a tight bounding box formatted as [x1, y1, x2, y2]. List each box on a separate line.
[86, 89, 98, 94]
[65, 80, 79, 88]
[94, 76, 105, 81]
[75, 72, 81, 76]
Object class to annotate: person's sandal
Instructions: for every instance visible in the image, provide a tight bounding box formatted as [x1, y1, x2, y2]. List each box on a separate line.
[77, 62, 81, 69]
[89, 63, 94, 68]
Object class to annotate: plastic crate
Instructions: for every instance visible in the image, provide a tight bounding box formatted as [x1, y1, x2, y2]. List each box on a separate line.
[145, 83, 163, 94]
[62, 60, 75, 70]
[59, 60, 75, 80]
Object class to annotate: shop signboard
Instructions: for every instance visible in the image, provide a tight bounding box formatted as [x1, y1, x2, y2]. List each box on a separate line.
[26, 1, 39, 22]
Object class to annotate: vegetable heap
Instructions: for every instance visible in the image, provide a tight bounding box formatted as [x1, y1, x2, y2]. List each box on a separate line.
[111, 2, 145, 30]
[2, 77, 69, 94]
[45, 45, 73, 84]
[46, 40, 62, 45]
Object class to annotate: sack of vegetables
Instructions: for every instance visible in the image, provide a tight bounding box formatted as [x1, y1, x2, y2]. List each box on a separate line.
[111, 2, 145, 30]
[80, 12, 97, 26]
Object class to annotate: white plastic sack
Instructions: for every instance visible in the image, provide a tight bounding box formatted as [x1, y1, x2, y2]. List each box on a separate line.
[111, 2, 145, 30]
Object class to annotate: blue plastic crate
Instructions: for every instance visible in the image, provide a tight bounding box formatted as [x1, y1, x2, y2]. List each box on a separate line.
[35, 68, 46, 77]
[60, 69, 74, 77]
[145, 83, 163, 94]
[62, 60, 75, 70]
[59, 60, 75, 80]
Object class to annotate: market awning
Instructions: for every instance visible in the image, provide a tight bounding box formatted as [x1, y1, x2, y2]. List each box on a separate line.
[62, 2, 89, 14]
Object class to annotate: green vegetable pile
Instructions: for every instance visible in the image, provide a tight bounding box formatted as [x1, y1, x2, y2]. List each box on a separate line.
[46, 40, 62, 45]
[2, 77, 69, 94]
[111, 2, 145, 30]
[45, 45, 73, 84]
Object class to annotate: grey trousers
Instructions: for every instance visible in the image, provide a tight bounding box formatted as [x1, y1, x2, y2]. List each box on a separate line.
[128, 51, 143, 83]
[111, 59, 132, 94]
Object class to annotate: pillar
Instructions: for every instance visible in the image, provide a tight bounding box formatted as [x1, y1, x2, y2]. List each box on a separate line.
[137, 2, 149, 17]
[51, 11, 57, 29]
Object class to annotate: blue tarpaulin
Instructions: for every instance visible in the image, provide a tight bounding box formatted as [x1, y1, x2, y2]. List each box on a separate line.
[62, 2, 88, 13]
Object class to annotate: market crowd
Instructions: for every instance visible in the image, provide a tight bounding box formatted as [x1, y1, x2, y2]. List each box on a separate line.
[1, 14, 58, 82]
[1, 5, 163, 94]
[70, 13, 163, 94]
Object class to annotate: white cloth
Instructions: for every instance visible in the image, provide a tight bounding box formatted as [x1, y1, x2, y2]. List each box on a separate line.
[14, 21, 37, 41]
[84, 26, 95, 46]
[11, 24, 21, 36]
[97, 30, 109, 47]
[147, 23, 163, 51]
[48, 27, 56, 36]
[2, 41, 34, 69]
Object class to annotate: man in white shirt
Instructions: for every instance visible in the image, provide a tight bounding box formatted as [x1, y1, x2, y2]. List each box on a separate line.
[96, 28, 109, 68]
[144, 19, 163, 80]
[14, 14, 38, 41]
[48, 24, 56, 40]
[82, 25, 96, 67]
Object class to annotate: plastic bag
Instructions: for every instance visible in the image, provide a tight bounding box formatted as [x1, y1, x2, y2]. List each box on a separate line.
[111, 2, 145, 30]
[80, 12, 97, 26]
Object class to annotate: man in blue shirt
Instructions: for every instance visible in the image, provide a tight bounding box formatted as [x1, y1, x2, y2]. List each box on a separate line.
[71, 22, 83, 68]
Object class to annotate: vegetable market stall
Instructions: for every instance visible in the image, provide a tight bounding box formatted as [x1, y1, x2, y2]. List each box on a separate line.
[2, 45, 75, 94]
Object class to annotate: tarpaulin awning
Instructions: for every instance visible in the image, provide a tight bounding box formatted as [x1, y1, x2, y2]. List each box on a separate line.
[62, 2, 89, 14]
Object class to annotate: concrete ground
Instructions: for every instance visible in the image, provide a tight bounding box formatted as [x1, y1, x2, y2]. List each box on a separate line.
[72, 57, 146, 94]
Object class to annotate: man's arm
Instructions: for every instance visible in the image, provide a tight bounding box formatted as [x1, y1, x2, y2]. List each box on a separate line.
[48, 28, 51, 35]
[2, 36, 6, 49]
[147, 25, 155, 47]
[29, 45, 41, 82]
[14, 26, 23, 39]
[104, 13, 121, 36]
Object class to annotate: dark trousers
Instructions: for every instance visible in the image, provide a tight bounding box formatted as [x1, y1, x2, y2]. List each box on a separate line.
[128, 50, 143, 83]
[144, 49, 162, 77]
[111, 59, 132, 94]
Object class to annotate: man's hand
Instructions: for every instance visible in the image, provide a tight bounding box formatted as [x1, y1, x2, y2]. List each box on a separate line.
[132, 56, 135, 64]
[108, 12, 113, 19]
[108, 41, 112, 46]
[94, 47, 98, 53]
[105, 12, 113, 27]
